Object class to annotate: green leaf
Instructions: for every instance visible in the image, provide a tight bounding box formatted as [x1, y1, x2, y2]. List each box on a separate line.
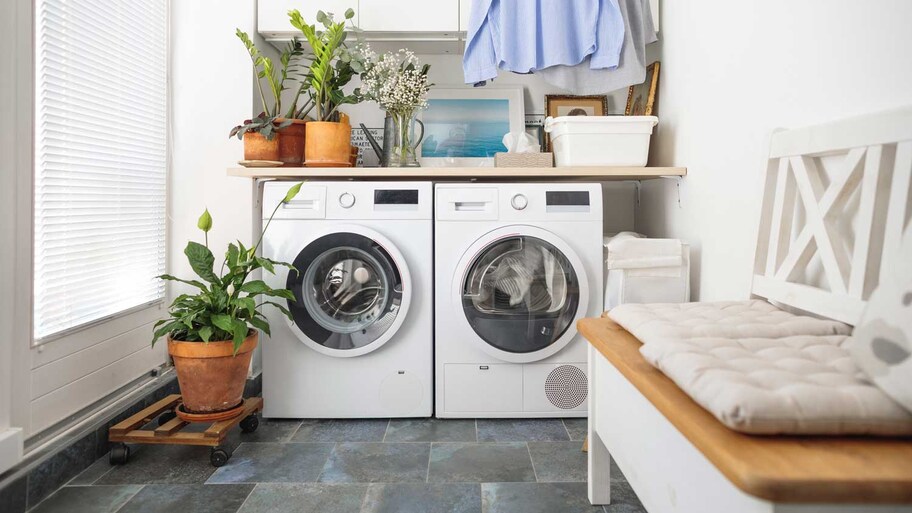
[237, 297, 257, 318]
[255, 256, 275, 274]
[198, 326, 213, 343]
[232, 319, 249, 354]
[211, 314, 235, 333]
[248, 316, 271, 337]
[260, 300, 294, 320]
[197, 209, 212, 233]
[344, 7, 355, 19]
[240, 280, 270, 294]
[157, 274, 207, 291]
[185, 241, 220, 284]
[283, 182, 303, 203]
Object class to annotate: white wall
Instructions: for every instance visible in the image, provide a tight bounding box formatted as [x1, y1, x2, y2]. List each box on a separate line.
[637, 0, 912, 300]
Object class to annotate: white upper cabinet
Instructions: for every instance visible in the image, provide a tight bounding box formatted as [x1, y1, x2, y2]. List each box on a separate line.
[360, 0, 458, 32]
[459, 0, 470, 31]
[258, 0, 358, 38]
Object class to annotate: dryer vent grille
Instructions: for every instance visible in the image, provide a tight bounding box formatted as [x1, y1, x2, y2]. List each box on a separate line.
[545, 365, 587, 409]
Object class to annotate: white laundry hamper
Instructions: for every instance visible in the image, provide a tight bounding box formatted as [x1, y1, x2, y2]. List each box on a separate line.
[603, 232, 690, 311]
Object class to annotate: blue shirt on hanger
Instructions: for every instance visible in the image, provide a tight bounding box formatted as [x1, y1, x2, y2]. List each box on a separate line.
[463, 0, 625, 84]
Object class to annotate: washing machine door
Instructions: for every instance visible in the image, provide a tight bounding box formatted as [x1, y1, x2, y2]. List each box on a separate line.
[286, 226, 411, 358]
[455, 225, 590, 364]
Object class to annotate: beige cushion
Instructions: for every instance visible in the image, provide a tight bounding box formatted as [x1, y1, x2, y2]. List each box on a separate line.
[640, 335, 912, 435]
[847, 224, 912, 414]
[609, 300, 852, 342]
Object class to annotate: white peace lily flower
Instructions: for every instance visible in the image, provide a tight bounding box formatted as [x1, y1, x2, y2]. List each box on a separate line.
[226, 283, 235, 296]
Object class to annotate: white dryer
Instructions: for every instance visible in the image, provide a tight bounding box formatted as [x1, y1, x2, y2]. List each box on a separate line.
[435, 183, 603, 418]
[261, 181, 432, 418]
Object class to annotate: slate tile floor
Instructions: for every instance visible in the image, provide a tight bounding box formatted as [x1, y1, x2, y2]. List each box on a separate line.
[28, 417, 645, 513]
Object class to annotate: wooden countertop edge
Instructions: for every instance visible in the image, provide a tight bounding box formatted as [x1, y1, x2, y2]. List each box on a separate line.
[577, 317, 912, 504]
[226, 165, 687, 179]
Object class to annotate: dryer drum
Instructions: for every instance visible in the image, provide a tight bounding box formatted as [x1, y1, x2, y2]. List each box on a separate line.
[463, 235, 580, 354]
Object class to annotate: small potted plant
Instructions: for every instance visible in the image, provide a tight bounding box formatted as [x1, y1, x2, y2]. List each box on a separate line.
[289, 8, 369, 167]
[152, 183, 302, 421]
[232, 31, 304, 165]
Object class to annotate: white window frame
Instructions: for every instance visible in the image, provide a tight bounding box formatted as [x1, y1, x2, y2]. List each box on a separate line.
[5, 0, 172, 440]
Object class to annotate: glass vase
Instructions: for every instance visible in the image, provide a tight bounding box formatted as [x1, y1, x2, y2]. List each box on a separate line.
[385, 109, 424, 167]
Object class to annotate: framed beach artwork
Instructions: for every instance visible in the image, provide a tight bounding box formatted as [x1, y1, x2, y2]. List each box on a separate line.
[418, 87, 525, 167]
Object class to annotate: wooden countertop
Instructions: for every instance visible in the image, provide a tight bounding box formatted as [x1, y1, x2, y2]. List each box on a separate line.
[227, 166, 687, 180]
[578, 316, 912, 504]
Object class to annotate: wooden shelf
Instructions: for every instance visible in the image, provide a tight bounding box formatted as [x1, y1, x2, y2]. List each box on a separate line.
[227, 166, 687, 181]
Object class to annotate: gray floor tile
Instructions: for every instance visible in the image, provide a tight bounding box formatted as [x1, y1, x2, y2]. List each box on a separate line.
[563, 418, 588, 441]
[207, 442, 334, 484]
[481, 482, 603, 513]
[428, 443, 535, 483]
[238, 418, 303, 443]
[363, 483, 482, 513]
[528, 442, 587, 482]
[95, 445, 217, 485]
[26, 431, 97, 507]
[319, 443, 430, 484]
[116, 484, 254, 513]
[0, 475, 26, 513]
[476, 420, 570, 442]
[291, 419, 389, 442]
[601, 479, 647, 512]
[28, 485, 141, 513]
[385, 419, 476, 442]
[67, 456, 114, 485]
[237, 483, 367, 513]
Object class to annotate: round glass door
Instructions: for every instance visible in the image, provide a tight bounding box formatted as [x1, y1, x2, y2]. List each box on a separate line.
[287, 232, 404, 353]
[462, 235, 580, 355]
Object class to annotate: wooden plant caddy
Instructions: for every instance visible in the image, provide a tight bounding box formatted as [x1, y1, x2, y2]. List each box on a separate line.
[108, 394, 262, 468]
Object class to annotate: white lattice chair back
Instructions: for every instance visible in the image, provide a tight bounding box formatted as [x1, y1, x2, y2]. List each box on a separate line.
[752, 107, 912, 325]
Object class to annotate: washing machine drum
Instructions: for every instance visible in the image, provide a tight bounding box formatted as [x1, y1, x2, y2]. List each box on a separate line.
[463, 235, 580, 354]
[288, 232, 403, 351]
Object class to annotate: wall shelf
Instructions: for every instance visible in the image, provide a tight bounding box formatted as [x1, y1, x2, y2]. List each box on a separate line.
[227, 166, 687, 181]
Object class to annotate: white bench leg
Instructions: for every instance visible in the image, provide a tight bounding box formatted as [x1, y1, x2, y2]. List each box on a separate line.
[588, 344, 611, 505]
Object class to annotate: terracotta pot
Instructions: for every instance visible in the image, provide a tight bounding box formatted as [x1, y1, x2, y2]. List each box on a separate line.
[168, 331, 258, 415]
[275, 118, 306, 167]
[243, 132, 280, 161]
[305, 121, 352, 167]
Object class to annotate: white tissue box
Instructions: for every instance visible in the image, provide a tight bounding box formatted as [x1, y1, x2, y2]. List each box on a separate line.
[494, 152, 554, 168]
[545, 116, 658, 167]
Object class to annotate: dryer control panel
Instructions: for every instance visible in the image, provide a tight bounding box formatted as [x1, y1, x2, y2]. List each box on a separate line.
[264, 182, 432, 221]
[436, 183, 602, 222]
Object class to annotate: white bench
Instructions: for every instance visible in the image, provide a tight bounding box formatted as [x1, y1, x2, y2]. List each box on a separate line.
[583, 107, 912, 513]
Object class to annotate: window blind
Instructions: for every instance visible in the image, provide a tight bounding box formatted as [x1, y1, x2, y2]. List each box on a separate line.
[34, 0, 168, 341]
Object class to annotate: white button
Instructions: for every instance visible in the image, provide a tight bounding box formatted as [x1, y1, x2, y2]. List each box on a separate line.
[511, 194, 528, 210]
[339, 192, 355, 208]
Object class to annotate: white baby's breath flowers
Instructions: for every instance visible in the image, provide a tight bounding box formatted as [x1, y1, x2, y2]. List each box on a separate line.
[360, 49, 432, 113]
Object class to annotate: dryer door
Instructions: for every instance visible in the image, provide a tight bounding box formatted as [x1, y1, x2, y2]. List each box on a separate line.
[286, 227, 411, 357]
[455, 225, 590, 364]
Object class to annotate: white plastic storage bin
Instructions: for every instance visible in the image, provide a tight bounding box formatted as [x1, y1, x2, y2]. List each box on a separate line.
[603, 232, 690, 311]
[544, 116, 658, 167]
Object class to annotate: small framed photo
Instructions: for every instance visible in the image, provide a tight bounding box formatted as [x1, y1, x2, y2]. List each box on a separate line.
[419, 87, 525, 167]
[544, 94, 608, 151]
[625, 61, 660, 116]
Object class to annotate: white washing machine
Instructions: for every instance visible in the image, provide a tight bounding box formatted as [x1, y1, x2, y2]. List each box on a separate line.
[261, 181, 432, 418]
[435, 183, 603, 418]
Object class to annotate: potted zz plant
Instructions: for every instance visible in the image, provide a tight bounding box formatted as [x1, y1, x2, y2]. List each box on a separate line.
[232, 31, 305, 166]
[289, 8, 368, 167]
[152, 183, 303, 421]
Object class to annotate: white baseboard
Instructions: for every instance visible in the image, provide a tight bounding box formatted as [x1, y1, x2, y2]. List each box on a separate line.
[0, 427, 24, 475]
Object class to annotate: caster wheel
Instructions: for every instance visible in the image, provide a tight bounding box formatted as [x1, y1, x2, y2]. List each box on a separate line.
[240, 414, 259, 433]
[210, 446, 231, 467]
[157, 410, 177, 426]
[109, 444, 130, 465]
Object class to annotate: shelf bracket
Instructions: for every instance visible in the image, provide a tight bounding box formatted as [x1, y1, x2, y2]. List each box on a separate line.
[659, 175, 684, 208]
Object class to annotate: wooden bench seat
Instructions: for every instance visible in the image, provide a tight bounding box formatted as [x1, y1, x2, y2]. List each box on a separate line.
[579, 317, 912, 504]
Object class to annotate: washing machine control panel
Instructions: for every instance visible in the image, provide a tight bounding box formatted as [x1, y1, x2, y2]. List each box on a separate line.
[339, 192, 356, 208]
[510, 193, 528, 210]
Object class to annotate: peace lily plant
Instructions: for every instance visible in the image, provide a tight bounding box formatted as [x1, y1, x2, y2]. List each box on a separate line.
[152, 183, 302, 418]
